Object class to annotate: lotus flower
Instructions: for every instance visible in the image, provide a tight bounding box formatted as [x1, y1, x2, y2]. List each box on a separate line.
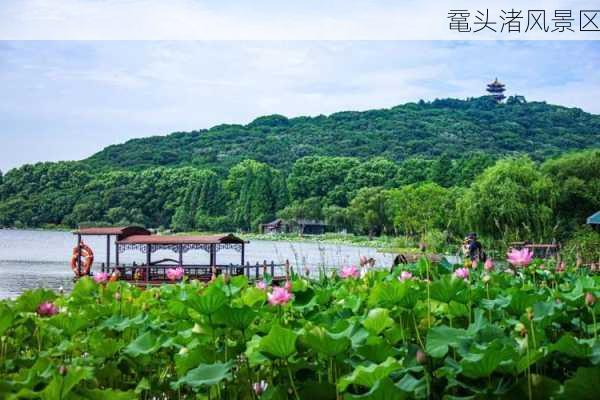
[585, 292, 596, 307]
[267, 287, 293, 306]
[94, 272, 109, 284]
[454, 267, 469, 281]
[37, 302, 59, 317]
[340, 265, 359, 279]
[166, 267, 184, 281]
[471, 259, 478, 269]
[256, 281, 268, 290]
[399, 271, 413, 281]
[484, 258, 494, 272]
[507, 248, 533, 267]
[556, 261, 566, 273]
[284, 280, 292, 291]
[253, 380, 268, 396]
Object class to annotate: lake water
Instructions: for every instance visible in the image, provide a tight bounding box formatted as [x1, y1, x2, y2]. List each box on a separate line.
[0, 229, 393, 299]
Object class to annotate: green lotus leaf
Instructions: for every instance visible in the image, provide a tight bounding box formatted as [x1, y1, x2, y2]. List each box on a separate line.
[259, 324, 298, 359]
[368, 281, 407, 307]
[560, 367, 600, 400]
[189, 285, 227, 315]
[15, 288, 56, 313]
[100, 313, 148, 331]
[459, 341, 515, 378]
[134, 377, 151, 394]
[342, 377, 407, 399]
[301, 325, 350, 357]
[362, 308, 393, 335]
[426, 326, 469, 358]
[245, 334, 269, 366]
[550, 333, 594, 359]
[41, 366, 93, 400]
[0, 303, 15, 336]
[78, 388, 136, 399]
[430, 275, 466, 304]
[171, 361, 233, 390]
[218, 306, 257, 330]
[241, 287, 267, 307]
[356, 339, 397, 363]
[338, 357, 402, 392]
[175, 346, 217, 376]
[124, 331, 162, 357]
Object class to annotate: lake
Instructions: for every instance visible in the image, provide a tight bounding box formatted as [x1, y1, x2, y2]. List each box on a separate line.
[0, 229, 394, 299]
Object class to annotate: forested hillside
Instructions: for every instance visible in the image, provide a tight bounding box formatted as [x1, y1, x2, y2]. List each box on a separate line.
[0, 96, 599, 247]
[85, 97, 600, 172]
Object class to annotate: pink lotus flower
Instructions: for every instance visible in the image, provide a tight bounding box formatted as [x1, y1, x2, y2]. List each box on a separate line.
[267, 287, 293, 306]
[454, 267, 470, 281]
[484, 258, 494, 272]
[471, 259, 478, 269]
[94, 272, 109, 284]
[340, 265, 359, 279]
[37, 302, 59, 317]
[585, 292, 596, 307]
[166, 267, 184, 281]
[399, 271, 413, 281]
[256, 281, 268, 290]
[253, 380, 268, 396]
[284, 280, 292, 291]
[507, 248, 533, 267]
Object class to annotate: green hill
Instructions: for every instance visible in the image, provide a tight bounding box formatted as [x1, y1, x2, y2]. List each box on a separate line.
[1, 96, 599, 237]
[85, 96, 600, 172]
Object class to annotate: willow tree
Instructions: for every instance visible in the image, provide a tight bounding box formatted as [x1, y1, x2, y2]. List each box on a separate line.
[457, 157, 557, 241]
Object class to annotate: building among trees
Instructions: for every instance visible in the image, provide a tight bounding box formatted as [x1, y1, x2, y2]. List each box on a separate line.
[486, 78, 506, 102]
[259, 218, 326, 235]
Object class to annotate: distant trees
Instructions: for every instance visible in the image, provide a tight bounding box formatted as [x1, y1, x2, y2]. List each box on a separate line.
[3, 96, 585, 239]
[456, 157, 557, 241]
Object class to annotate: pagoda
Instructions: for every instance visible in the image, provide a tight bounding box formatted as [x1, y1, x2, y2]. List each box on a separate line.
[486, 78, 506, 102]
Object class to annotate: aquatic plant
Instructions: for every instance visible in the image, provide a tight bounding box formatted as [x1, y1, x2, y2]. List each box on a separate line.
[1, 256, 599, 399]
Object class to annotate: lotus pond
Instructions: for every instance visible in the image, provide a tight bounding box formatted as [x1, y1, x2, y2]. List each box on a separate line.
[0, 257, 599, 399]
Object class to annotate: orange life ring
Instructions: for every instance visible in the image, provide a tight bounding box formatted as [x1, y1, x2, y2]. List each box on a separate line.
[70, 243, 94, 277]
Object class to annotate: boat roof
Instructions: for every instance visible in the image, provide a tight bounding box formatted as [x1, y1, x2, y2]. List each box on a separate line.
[73, 226, 151, 236]
[116, 233, 246, 245]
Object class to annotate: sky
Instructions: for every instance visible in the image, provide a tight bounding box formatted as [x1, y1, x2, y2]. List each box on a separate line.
[0, 40, 599, 172]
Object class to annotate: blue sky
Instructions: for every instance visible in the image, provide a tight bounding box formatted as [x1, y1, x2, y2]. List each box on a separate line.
[0, 40, 599, 172]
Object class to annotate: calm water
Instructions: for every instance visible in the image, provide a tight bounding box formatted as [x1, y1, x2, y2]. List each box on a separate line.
[0, 229, 393, 299]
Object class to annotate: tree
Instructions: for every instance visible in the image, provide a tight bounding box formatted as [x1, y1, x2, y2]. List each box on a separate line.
[387, 182, 454, 236]
[457, 157, 558, 241]
[541, 150, 600, 233]
[348, 187, 392, 239]
[343, 158, 399, 197]
[287, 156, 359, 205]
[225, 160, 287, 231]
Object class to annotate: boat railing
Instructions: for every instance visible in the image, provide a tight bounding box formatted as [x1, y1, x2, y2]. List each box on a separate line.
[95, 260, 292, 283]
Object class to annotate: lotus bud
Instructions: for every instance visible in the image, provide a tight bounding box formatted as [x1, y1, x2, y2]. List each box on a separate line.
[58, 365, 68, 376]
[484, 258, 494, 272]
[526, 307, 534, 321]
[178, 347, 189, 355]
[482, 274, 491, 284]
[585, 292, 596, 307]
[515, 322, 527, 336]
[114, 292, 121, 301]
[416, 349, 427, 365]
